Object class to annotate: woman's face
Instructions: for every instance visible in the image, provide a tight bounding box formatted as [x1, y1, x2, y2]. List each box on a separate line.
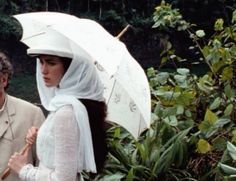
[39, 55, 65, 87]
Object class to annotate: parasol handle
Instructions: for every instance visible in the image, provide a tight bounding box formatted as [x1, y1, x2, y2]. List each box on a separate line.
[116, 24, 131, 39]
[1, 143, 31, 180]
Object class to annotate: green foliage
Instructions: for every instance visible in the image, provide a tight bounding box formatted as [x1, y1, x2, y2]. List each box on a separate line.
[101, 10, 125, 24]
[93, 1, 236, 181]
[0, 14, 21, 40]
[218, 142, 236, 180]
[89, 122, 193, 181]
[197, 139, 212, 154]
[150, 1, 236, 180]
[0, 0, 19, 14]
[7, 74, 40, 104]
[152, 1, 189, 31]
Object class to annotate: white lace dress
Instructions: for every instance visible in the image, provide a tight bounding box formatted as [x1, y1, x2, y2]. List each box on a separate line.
[19, 105, 81, 181]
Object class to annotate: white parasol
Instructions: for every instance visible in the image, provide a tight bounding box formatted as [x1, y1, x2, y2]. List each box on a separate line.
[13, 12, 151, 138]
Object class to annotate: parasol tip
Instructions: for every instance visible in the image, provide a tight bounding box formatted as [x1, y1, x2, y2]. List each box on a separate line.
[116, 24, 131, 39]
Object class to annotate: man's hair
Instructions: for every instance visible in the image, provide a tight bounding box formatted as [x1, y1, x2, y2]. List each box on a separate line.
[0, 49, 13, 80]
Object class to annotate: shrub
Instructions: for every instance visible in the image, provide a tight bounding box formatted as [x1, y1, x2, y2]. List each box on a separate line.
[87, 1, 236, 180]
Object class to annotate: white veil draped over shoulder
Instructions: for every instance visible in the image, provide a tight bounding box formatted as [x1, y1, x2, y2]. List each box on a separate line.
[30, 40, 104, 173]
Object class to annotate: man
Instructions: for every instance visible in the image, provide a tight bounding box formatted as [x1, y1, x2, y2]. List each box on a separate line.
[0, 50, 44, 181]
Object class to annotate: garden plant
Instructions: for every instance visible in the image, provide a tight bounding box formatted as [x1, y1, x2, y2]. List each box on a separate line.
[89, 1, 236, 181]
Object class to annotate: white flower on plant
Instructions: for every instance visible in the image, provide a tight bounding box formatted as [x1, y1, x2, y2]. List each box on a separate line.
[196, 30, 205, 38]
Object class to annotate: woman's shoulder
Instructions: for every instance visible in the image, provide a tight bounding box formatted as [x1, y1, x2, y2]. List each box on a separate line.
[54, 105, 74, 120]
[52, 105, 79, 135]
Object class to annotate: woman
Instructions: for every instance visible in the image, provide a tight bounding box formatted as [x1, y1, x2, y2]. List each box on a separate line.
[7, 45, 107, 181]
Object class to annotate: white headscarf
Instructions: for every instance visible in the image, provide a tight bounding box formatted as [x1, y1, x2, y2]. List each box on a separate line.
[32, 41, 104, 173]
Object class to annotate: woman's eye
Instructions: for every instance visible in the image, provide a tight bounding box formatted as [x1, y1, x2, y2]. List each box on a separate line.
[48, 62, 56, 66]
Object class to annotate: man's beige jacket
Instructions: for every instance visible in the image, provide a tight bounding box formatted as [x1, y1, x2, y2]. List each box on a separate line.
[0, 95, 45, 181]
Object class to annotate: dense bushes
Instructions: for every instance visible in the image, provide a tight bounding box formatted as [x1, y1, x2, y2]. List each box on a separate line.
[91, 1, 236, 180]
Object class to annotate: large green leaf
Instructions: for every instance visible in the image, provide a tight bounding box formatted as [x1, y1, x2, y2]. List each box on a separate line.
[219, 163, 236, 175]
[227, 142, 236, 161]
[214, 18, 224, 31]
[221, 67, 233, 82]
[177, 68, 190, 75]
[224, 84, 235, 99]
[197, 75, 214, 93]
[164, 115, 178, 126]
[198, 109, 218, 137]
[197, 139, 212, 153]
[209, 97, 222, 110]
[125, 168, 134, 181]
[204, 109, 218, 123]
[100, 173, 125, 181]
[156, 72, 170, 85]
[224, 104, 234, 116]
[176, 91, 195, 106]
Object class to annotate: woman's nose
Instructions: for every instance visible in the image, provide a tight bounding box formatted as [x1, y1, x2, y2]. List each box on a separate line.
[41, 64, 48, 74]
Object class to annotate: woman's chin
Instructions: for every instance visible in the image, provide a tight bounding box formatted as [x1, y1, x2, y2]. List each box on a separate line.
[44, 83, 53, 87]
[43, 80, 59, 87]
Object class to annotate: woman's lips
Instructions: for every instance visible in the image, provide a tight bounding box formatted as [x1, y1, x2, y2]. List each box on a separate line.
[43, 77, 50, 82]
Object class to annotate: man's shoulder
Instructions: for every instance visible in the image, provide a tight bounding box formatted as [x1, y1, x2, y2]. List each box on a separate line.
[8, 95, 40, 110]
